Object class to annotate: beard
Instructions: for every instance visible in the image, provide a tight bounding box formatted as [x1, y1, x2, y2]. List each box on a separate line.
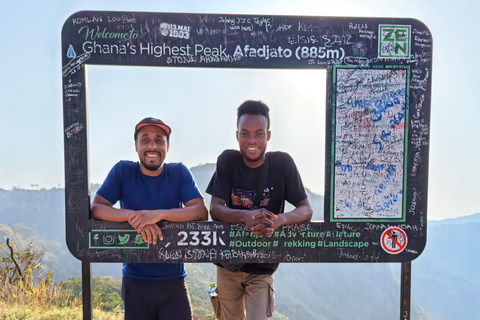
[140, 159, 162, 172]
[240, 149, 266, 163]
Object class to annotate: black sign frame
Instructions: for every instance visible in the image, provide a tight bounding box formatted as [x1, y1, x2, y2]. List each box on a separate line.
[62, 11, 432, 263]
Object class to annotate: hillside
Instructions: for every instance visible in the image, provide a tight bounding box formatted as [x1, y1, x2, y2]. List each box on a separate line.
[404, 215, 480, 320]
[3, 164, 477, 319]
[0, 221, 430, 320]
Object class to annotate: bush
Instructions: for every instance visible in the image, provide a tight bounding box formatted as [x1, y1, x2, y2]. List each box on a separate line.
[0, 238, 73, 308]
[0, 238, 123, 319]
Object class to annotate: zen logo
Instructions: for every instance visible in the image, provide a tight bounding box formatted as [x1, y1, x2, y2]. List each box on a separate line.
[378, 25, 411, 59]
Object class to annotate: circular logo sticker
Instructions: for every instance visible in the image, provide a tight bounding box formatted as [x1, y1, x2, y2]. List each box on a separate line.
[381, 227, 407, 254]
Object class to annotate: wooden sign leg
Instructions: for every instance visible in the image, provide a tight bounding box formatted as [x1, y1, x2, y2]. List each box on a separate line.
[400, 261, 411, 320]
[82, 261, 92, 320]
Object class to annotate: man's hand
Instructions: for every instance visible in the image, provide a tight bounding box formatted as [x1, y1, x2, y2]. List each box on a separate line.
[252, 210, 282, 236]
[245, 209, 280, 236]
[140, 224, 164, 244]
[210, 197, 285, 236]
[242, 209, 271, 229]
[128, 210, 163, 232]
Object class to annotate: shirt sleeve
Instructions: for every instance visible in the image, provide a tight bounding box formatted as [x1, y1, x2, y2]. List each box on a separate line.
[283, 153, 308, 206]
[96, 161, 123, 205]
[206, 150, 233, 202]
[179, 163, 203, 205]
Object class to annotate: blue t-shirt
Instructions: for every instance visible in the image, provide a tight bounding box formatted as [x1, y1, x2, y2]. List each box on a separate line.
[96, 160, 203, 280]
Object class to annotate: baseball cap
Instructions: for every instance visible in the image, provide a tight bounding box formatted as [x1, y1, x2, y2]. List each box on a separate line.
[134, 117, 171, 140]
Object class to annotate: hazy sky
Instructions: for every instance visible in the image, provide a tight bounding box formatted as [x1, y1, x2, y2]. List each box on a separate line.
[1, 0, 478, 221]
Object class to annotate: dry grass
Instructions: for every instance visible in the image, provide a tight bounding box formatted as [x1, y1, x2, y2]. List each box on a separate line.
[0, 240, 123, 320]
[0, 268, 124, 320]
[0, 277, 123, 320]
[0, 274, 123, 320]
[0, 303, 123, 320]
[1, 269, 70, 306]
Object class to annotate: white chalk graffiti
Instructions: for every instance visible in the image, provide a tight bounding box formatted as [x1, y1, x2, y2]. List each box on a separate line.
[65, 122, 84, 138]
[334, 68, 407, 220]
[62, 52, 90, 77]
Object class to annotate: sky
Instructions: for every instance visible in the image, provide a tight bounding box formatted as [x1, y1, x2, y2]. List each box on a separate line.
[0, 0, 478, 221]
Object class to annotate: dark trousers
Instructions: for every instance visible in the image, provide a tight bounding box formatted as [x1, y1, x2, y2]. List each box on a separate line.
[122, 276, 193, 320]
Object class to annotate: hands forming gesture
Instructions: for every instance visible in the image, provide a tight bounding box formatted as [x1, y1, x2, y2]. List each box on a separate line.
[128, 211, 163, 244]
[246, 209, 281, 237]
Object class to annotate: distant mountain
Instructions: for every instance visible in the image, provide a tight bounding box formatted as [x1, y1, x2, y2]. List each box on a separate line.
[6, 163, 480, 319]
[429, 212, 480, 225]
[0, 220, 431, 320]
[274, 262, 430, 320]
[190, 163, 216, 214]
[0, 187, 65, 241]
[405, 216, 480, 320]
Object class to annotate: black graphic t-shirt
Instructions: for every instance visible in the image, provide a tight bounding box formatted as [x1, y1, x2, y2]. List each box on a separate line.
[206, 149, 308, 274]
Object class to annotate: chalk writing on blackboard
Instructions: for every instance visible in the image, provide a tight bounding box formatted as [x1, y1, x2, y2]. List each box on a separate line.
[61, 12, 432, 263]
[65, 122, 84, 138]
[333, 67, 408, 221]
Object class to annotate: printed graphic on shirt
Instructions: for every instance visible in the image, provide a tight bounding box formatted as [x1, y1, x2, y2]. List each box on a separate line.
[231, 189, 255, 209]
[259, 187, 274, 207]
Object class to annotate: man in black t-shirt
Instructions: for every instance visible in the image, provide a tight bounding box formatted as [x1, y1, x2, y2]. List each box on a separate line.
[206, 100, 313, 320]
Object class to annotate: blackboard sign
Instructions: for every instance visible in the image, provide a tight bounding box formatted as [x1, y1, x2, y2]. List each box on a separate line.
[62, 11, 432, 263]
[332, 66, 408, 222]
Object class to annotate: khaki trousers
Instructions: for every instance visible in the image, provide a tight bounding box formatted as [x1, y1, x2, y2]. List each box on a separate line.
[211, 266, 275, 320]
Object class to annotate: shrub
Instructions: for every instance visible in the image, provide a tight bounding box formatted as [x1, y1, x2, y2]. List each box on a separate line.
[0, 238, 75, 308]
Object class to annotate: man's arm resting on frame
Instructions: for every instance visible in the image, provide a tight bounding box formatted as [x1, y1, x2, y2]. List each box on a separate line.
[210, 196, 313, 237]
[128, 198, 208, 231]
[91, 194, 163, 244]
[254, 198, 313, 237]
[273, 197, 313, 227]
[91, 194, 134, 222]
[209, 196, 276, 233]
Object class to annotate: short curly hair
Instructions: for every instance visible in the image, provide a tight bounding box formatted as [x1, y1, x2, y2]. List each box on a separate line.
[237, 100, 270, 130]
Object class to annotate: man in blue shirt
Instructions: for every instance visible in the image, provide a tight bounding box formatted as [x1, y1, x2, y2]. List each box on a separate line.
[92, 117, 208, 320]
